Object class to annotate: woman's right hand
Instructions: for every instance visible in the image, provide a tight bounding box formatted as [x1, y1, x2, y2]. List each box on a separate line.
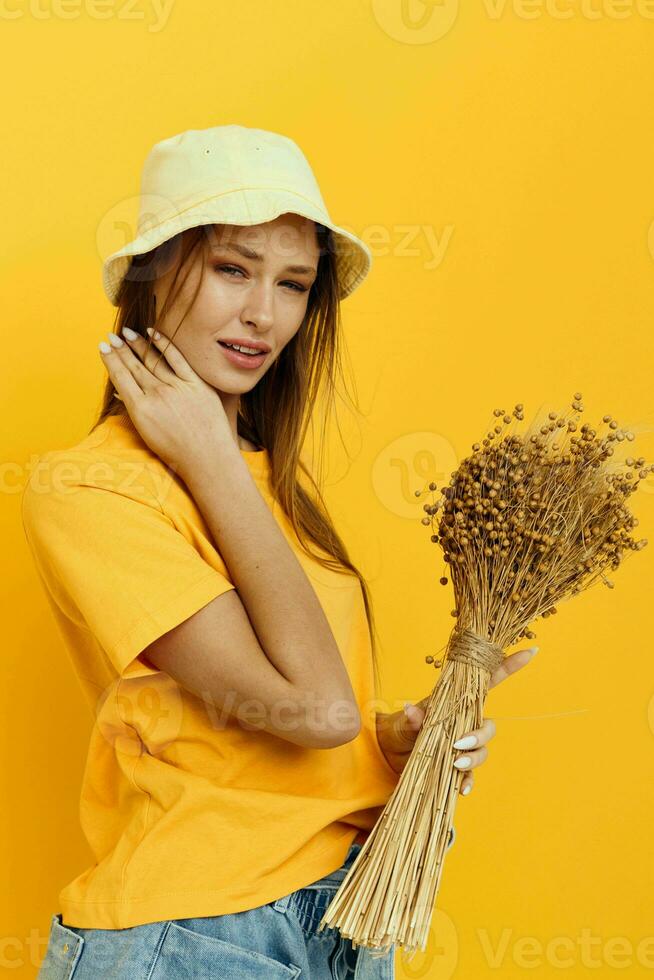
[99, 327, 234, 478]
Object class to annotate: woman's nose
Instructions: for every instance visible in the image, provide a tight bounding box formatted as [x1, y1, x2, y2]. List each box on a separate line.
[241, 283, 275, 328]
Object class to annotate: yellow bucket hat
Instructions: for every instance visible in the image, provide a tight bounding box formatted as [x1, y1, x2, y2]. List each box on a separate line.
[102, 124, 373, 305]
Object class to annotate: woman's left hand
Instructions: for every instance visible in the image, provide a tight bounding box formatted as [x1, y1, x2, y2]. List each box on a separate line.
[375, 645, 538, 787]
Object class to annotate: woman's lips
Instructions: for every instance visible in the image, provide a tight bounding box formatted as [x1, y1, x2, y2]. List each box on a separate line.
[217, 341, 268, 369]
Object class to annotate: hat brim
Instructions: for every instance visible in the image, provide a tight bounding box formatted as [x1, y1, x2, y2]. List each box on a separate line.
[102, 188, 372, 305]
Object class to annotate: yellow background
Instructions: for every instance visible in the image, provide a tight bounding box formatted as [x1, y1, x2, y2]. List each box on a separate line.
[3, 0, 654, 976]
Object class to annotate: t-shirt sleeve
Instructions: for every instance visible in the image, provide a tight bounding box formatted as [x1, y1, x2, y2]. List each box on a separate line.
[21, 468, 236, 679]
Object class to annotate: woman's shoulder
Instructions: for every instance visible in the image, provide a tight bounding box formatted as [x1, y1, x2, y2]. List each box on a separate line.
[21, 416, 170, 524]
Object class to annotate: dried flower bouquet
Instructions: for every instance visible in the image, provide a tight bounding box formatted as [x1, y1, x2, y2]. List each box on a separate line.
[319, 393, 651, 960]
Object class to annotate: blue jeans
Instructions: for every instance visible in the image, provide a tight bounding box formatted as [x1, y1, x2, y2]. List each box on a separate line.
[37, 841, 394, 979]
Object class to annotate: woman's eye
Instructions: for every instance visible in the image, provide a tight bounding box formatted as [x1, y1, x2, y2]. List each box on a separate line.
[215, 265, 307, 293]
[217, 265, 245, 279]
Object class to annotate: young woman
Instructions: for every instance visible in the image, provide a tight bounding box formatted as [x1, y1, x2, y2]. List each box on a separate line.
[24, 125, 533, 979]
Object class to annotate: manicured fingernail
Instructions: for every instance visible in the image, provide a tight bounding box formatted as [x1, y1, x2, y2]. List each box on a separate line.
[453, 756, 471, 769]
[453, 734, 477, 750]
[528, 646, 539, 656]
[108, 332, 124, 348]
[99, 341, 111, 353]
[122, 327, 139, 341]
[462, 784, 472, 796]
[146, 327, 161, 339]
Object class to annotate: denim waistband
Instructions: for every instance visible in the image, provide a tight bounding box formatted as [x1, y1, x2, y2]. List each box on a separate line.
[272, 841, 363, 939]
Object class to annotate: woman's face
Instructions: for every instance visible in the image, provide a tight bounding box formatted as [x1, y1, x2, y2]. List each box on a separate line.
[152, 213, 319, 394]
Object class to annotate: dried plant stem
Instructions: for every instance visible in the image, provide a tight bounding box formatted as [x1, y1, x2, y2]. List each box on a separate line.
[319, 627, 504, 960]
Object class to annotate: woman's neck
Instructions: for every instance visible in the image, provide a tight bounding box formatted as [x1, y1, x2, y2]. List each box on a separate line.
[111, 408, 261, 453]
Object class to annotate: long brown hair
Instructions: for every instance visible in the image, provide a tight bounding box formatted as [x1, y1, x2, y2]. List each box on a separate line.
[90, 222, 382, 697]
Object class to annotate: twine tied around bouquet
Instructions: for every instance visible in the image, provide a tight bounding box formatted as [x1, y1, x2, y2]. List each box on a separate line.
[445, 625, 505, 674]
[431, 626, 506, 727]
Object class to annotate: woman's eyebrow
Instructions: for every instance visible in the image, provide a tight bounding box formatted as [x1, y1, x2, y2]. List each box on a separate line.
[211, 241, 317, 276]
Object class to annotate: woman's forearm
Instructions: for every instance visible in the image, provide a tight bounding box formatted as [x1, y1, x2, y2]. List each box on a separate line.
[181, 446, 360, 727]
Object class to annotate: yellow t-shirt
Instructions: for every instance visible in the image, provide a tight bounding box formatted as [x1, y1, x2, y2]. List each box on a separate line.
[21, 412, 400, 929]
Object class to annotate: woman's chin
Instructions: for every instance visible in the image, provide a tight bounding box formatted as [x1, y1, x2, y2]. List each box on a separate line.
[203, 372, 260, 395]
